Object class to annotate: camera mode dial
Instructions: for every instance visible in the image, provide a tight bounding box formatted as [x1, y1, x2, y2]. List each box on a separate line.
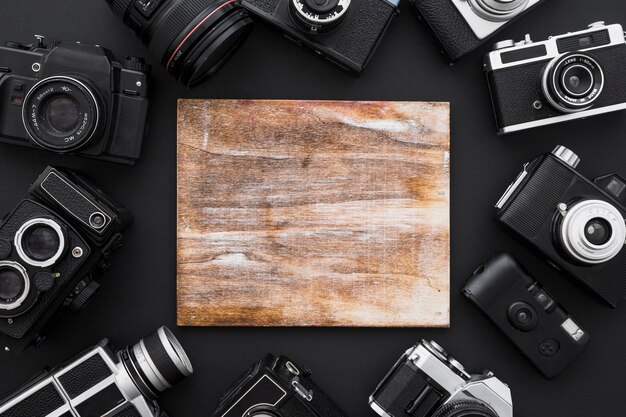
[124, 56, 150, 72]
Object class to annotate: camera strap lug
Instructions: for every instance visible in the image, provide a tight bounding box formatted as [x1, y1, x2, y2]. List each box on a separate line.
[291, 376, 313, 402]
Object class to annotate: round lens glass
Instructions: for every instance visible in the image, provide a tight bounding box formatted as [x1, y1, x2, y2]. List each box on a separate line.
[42, 94, 81, 133]
[304, 0, 339, 13]
[561, 65, 594, 97]
[0, 267, 24, 302]
[584, 218, 612, 246]
[516, 308, 532, 325]
[23, 225, 61, 262]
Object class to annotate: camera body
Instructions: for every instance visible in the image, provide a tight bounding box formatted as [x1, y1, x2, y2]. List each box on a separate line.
[0, 327, 193, 417]
[0, 166, 131, 353]
[410, 0, 545, 61]
[0, 36, 150, 164]
[213, 355, 348, 417]
[484, 22, 626, 134]
[240, 0, 399, 74]
[370, 340, 512, 417]
[496, 146, 626, 307]
[463, 253, 589, 378]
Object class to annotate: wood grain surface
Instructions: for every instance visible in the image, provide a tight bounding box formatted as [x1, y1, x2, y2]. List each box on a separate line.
[177, 100, 450, 327]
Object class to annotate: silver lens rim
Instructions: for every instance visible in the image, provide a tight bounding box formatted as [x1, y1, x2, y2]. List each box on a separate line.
[132, 326, 193, 394]
[14, 218, 66, 268]
[560, 199, 626, 264]
[0, 261, 30, 311]
[468, 0, 530, 21]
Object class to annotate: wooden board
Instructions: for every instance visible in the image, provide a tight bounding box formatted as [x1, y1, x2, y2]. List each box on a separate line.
[177, 100, 450, 327]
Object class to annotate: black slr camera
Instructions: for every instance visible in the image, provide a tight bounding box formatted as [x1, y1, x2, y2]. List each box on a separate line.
[410, 0, 546, 61]
[496, 146, 626, 307]
[370, 340, 513, 417]
[0, 326, 193, 417]
[463, 253, 589, 378]
[0, 166, 131, 353]
[213, 355, 348, 417]
[0, 35, 150, 164]
[240, 0, 399, 74]
[484, 22, 626, 134]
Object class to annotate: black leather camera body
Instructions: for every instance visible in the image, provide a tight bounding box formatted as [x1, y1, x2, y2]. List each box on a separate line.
[410, 0, 546, 61]
[496, 146, 626, 308]
[0, 166, 132, 353]
[484, 22, 626, 134]
[0, 36, 150, 164]
[463, 253, 589, 379]
[240, 0, 399, 74]
[213, 354, 348, 417]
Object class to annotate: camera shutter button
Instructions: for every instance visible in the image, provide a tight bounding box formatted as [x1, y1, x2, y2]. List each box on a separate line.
[539, 339, 560, 357]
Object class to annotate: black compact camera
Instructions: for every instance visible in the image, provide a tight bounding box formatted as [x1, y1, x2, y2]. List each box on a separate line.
[0, 166, 131, 353]
[484, 22, 626, 134]
[0, 35, 150, 164]
[496, 146, 626, 307]
[240, 0, 399, 74]
[410, 0, 546, 61]
[213, 355, 348, 417]
[463, 253, 589, 378]
[106, 0, 254, 88]
[370, 340, 513, 417]
[0, 326, 193, 417]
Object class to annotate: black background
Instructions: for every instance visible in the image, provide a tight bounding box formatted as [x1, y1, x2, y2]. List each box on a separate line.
[1, 1, 626, 416]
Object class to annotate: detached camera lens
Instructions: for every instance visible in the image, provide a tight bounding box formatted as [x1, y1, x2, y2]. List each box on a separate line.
[0, 261, 30, 312]
[542, 53, 604, 113]
[584, 218, 612, 246]
[106, 0, 254, 88]
[508, 302, 538, 332]
[15, 219, 66, 268]
[121, 326, 193, 399]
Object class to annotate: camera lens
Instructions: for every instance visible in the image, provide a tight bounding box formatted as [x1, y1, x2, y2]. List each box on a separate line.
[557, 199, 625, 264]
[15, 219, 66, 268]
[435, 400, 498, 417]
[468, 0, 530, 22]
[289, 0, 350, 34]
[120, 326, 193, 399]
[584, 218, 612, 246]
[507, 302, 538, 332]
[542, 53, 604, 113]
[0, 262, 30, 312]
[22, 76, 101, 151]
[106, 0, 254, 88]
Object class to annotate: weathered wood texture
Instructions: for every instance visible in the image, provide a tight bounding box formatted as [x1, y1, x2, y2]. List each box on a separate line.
[177, 100, 450, 327]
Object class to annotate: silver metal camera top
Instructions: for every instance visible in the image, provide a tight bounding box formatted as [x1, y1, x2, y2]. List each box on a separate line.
[552, 146, 580, 168]
[451, 0, 541, 40]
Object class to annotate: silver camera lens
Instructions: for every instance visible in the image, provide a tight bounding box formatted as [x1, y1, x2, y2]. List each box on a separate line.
[542, 53, 604, 113]
[289, 0, 351, 34]
[121, 326, 193, 399]
[0, 261, 30, 311]
[14, 218, 66, 268]
[468, 0, 530, 22]
[558, 199, 626, 264]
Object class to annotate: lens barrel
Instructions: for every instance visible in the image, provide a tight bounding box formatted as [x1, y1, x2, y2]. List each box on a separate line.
[106, 0, 253, 88]
[289, 0, 350, 34]
[468, 0, 530, 22]
[120, 326, 193, 399]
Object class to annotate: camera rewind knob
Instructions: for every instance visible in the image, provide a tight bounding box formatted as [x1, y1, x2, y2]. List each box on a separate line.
[552, 146, 580, 168]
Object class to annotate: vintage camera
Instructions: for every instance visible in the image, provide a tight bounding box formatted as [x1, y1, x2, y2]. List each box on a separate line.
[496, 146, 626, 307]
[212, 354, 348, 417]
[106, 0, 253, 88]
[0, 166, 131, 353]
[463, 253, 589, 379]
[240, 0, 399, 75]
[0, 35, 150, 164]
[484, 22, 626, 134]
[410, 0, 546, 61]
[370, 340, 512, 417]
[0, 326, 193, 417]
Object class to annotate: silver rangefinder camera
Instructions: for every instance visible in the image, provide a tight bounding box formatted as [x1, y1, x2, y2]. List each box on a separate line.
[0, 326, 193, 417]
[369, 340, 512, 417]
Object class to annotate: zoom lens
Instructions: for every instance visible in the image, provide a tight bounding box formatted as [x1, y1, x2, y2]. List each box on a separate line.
[120, 326, 193, 399]
[468, 0, 530, 22]
[15, 219, 66, 268]
[0, 261, 30, 312]
[22, 76, 101, 151]
[289, 0, 350, 34]
[542, 53, 604, 113]
[557, 199, 626, 264]
[106, 0, 254, 88]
